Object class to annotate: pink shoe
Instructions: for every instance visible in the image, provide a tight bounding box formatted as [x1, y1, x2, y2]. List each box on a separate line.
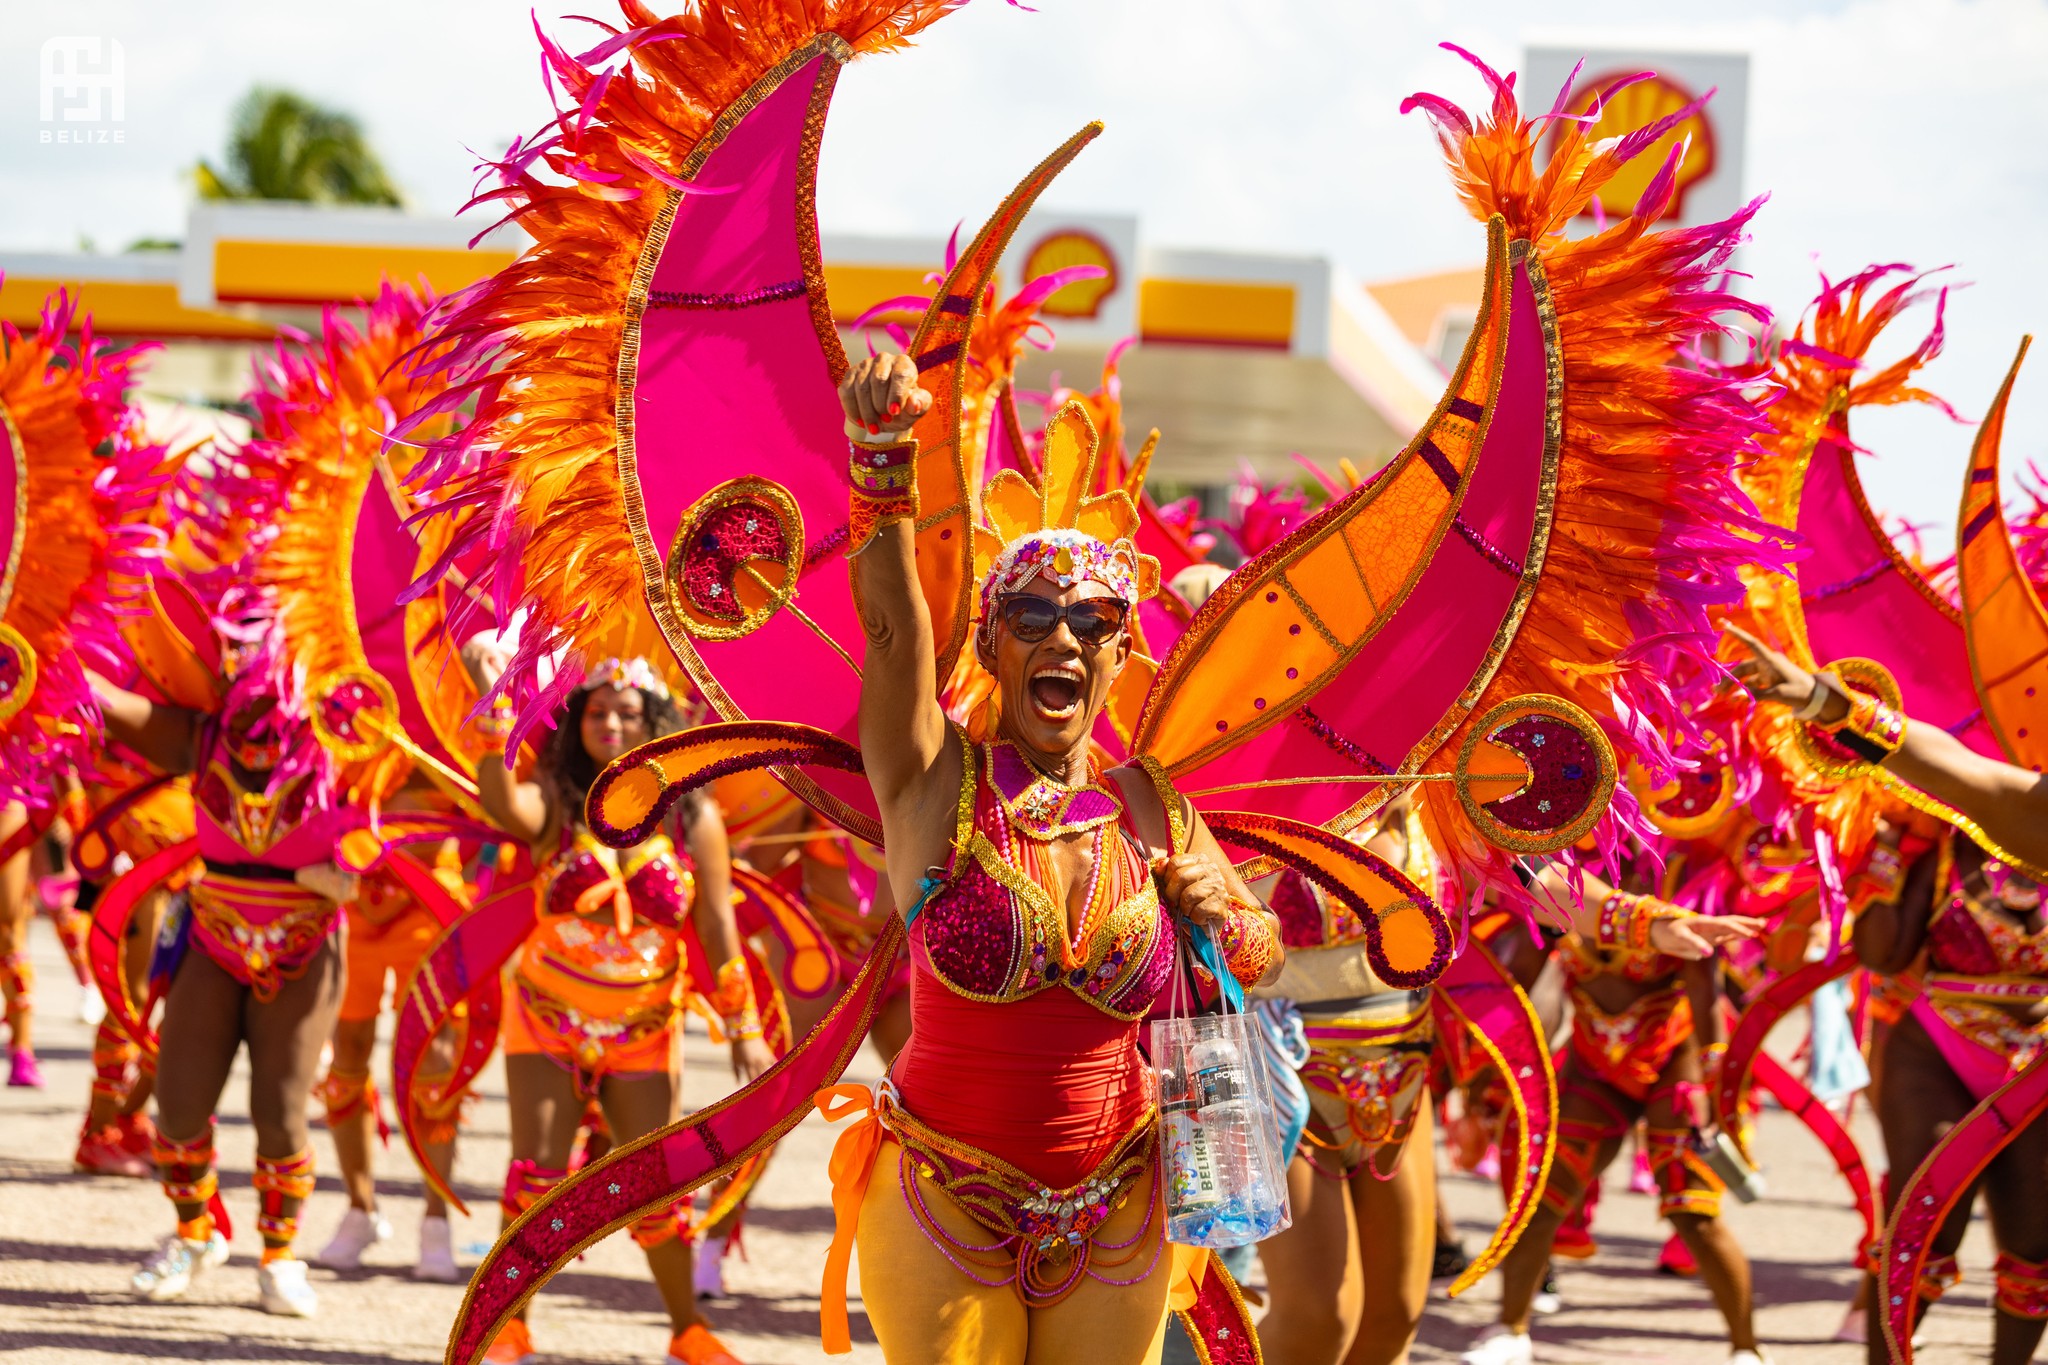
[75, 1124, 152, 1177]
[1474, 1144, 1501, 1182]
[9, 1048, 45, 1088]
[1629, 1148, 1656, 1195]
[1656, 1231, 1697, 1276]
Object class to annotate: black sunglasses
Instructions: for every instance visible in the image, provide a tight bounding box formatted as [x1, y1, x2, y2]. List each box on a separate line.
[994, 594, 1131, 646]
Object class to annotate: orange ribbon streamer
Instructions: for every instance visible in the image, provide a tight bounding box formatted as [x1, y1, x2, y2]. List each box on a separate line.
[1166, 1242, 1212, 1312]
[814, 1083, 886, 1355]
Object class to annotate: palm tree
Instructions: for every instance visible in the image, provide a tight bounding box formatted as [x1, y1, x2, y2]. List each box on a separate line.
[195, 87, 402, 205]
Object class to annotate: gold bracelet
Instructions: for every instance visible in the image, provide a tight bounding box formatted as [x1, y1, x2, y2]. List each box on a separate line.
[1595, 890, 1688, 953]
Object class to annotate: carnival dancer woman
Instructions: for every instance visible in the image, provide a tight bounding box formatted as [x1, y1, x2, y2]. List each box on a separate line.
[91, 653, 361, 1317]
[1261, 808, 1758, 1365]
[461, 651, 773, 1365]
[1734, 628, 2048, 1364]
[1462, 854, 1766, 1365]
[1849, 829, 2048, 1365]
[829, 351, 1285, 1365]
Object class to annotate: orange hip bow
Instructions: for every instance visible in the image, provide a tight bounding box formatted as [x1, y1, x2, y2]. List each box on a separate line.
[815, 1082, 886, 1355]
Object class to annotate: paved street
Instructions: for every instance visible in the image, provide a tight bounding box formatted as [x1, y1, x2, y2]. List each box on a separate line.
[0, 915, 2010, 1363]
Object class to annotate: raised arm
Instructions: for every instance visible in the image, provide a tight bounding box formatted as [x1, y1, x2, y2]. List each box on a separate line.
[458, 640, 555, 847]
[86, 670, 203, 777]
[1730, 625, 2048, 871]
[839, 353, 961, 893]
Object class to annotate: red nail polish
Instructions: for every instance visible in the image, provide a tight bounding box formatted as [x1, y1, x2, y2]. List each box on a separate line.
[889, 401, 902, 417]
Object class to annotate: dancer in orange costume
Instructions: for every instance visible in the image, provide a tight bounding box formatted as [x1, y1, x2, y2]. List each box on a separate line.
[464, 649, 773, 1365]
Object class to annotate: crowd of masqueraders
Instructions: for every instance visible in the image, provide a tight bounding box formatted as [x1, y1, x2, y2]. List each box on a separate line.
[3, 6, 2046, 1365]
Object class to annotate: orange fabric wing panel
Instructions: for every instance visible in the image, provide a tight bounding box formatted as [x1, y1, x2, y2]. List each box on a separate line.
[1133, 219, 1515, 779]
[900, 124, 1103, 682]
[1957, 337, 2048, 772]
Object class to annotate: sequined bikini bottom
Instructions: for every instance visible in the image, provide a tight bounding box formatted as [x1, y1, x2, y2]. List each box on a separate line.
[1567, 983, 1691, 1104]
[188, 869, 339, 1001]
[1297, 994, 1435, 1180]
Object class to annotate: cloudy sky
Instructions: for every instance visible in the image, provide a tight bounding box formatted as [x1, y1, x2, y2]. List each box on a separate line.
[5, 0, 2046, 538]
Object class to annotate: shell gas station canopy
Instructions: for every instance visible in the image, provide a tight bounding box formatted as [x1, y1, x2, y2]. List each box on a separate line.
[0, 199, 1470, 494]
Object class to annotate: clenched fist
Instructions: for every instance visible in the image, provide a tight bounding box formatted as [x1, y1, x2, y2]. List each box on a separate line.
[838, 352, 932, 442]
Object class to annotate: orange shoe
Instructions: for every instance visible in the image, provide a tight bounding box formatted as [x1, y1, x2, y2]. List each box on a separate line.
[483, 1318, 535, 1365]
[664, 1323, 742, 1365]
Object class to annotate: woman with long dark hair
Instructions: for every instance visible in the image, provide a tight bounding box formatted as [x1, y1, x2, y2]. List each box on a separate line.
[462, 650, 773, 1365]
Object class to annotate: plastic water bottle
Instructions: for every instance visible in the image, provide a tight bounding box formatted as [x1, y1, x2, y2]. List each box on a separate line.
[1159, 1068, 1223, 1221]
[1180, 1032, 1282, 1246]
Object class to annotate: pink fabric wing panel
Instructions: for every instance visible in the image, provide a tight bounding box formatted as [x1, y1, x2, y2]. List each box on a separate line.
[1175, 257, 1549, 826]
[353, 476, 461, 772]
[1798, 429, 1998, 756]
[627, 55, 872, 823]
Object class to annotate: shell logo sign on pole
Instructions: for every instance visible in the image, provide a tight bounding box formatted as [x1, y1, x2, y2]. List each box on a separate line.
[1548, 71, 1715, 223]
[1523, 48, 1748, 234]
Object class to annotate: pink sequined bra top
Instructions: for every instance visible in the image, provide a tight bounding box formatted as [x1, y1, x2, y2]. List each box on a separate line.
[545, 826, 694, 930]
[1927, 876, 2048, 980]
[907, 738, 1176, 1021]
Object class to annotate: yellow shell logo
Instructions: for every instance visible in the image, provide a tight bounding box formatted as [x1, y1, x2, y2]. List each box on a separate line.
[1549, 70, 1716, 223]
[1020, 230, 1118, 319]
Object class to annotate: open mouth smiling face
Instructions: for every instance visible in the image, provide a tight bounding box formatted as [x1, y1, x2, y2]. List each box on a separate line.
[982, 576, 1131, 763]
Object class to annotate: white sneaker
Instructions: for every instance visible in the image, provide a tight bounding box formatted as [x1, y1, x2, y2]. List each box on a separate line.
[1461, 1327, 1533, 1365]
[694, 1232, 728, 1298]
[1531, 1285, 1562, 1316]
[314, 1206, 392, 1269]
[257, 1257, 319, 1317]
[414, 1215, 460, 1283]
[132, 1231, 230, 1301]
[1729, 1352, 1773, 1365]
[78, 986, 107, 1025]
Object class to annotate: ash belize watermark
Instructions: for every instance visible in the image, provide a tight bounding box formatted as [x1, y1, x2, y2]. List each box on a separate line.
[39, 37, 125, 144]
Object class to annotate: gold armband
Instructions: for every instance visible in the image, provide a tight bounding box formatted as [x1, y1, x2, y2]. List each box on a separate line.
[1830, 688, 1906, 764]
[1214, 896, 1280, 988]
[848, 438, 919, 556]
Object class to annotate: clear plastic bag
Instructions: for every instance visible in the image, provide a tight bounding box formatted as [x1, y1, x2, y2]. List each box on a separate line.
[1151, 929, 1292, 1248]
